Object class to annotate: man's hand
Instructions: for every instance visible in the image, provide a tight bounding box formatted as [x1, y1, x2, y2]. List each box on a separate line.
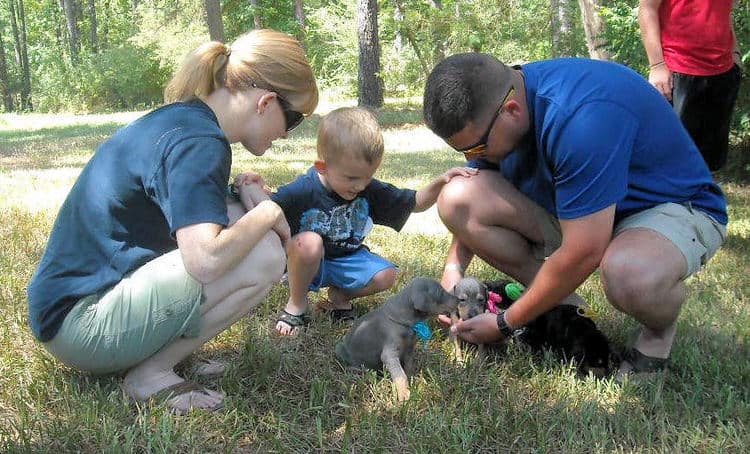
[437, 312, 502, 345]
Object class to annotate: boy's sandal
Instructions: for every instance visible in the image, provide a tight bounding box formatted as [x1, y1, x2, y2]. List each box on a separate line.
[276, 310, 311, 332]
[315, 299, 356, 321]
[329, 308, 356, 321]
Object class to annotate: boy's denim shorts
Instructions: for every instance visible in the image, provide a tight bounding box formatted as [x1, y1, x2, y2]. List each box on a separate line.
[309, 247, 397, 292]
[538, 202, 726, 280]
[43, 250, 203, 375]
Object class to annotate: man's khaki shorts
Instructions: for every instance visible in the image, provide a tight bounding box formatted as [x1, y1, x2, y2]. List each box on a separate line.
[535, 202, 726, 279]
[44, 249, 203, 375]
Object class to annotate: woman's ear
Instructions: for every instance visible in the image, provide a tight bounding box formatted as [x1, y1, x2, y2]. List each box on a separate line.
[256, 92, 277, 115]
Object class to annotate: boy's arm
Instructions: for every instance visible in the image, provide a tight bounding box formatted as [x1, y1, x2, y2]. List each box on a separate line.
[413, 167, 478, 212]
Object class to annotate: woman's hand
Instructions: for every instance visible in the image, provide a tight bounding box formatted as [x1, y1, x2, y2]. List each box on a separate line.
[234, 171, 271, 194]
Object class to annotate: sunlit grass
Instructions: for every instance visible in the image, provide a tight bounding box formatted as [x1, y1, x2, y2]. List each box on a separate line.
[1, 106, 749, 452]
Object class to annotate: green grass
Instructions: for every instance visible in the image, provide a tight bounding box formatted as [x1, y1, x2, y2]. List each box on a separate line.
[1, 106, 749, 452]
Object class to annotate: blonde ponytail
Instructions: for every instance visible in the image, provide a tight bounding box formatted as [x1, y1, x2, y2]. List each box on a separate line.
[164, 41, 231, 103]
[164, 30, 318, 115]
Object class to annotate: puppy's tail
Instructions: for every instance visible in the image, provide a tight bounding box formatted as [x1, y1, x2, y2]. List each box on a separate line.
[334, 341, 351, 366]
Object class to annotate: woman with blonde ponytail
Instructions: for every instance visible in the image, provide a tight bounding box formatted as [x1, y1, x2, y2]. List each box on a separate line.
[28, 29, 318, 414]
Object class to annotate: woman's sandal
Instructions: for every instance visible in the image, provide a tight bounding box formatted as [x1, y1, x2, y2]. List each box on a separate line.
[275, 309, 311, 334]
[133, 381, 225, 415]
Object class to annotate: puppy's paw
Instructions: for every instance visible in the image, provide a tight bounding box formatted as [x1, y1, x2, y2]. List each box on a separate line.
[393, 377, 411, 402]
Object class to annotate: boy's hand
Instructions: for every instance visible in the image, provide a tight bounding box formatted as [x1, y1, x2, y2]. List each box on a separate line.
[441, 167, 479, 183]
[234, 171, 271, 194]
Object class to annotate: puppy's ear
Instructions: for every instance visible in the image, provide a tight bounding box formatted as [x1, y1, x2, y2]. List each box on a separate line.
[412, 292, 434, 314]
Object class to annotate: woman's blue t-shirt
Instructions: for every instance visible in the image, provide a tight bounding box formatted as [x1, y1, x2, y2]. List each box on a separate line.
[28, 100, 231, 342]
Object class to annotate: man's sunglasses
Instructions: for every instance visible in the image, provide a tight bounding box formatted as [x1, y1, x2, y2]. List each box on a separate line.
[276, 95, 304, 132]
[454, 87, 515, 159]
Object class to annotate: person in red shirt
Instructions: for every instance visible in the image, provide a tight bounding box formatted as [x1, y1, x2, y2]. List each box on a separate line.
[639, 0, 742, 171]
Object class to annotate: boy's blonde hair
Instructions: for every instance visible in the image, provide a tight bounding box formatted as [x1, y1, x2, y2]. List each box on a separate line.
[164, 29, 318, 115]
[317, 107, 384, 164]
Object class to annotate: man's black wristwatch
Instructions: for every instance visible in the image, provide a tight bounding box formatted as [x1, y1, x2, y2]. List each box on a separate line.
[496, 310, 516, 338]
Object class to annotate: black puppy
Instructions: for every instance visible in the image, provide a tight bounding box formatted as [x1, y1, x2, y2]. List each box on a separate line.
[484, 280, 612, 377]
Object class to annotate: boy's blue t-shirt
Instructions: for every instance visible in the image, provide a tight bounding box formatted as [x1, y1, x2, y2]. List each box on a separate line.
[28, 100, 232, 342]
[271, 166, 416, 258]
[474, 58, 727, 225]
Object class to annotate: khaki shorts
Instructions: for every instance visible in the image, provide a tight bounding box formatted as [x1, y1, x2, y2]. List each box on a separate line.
[536, 202, 726, 279]
[43, 250, 203, 375]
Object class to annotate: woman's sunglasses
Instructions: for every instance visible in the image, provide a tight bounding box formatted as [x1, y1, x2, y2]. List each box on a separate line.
[250, 80, 305, 132]
[276, 95, 304, 132]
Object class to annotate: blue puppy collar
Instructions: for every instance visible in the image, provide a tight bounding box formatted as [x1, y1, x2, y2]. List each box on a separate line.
[412, 321, 433, 348]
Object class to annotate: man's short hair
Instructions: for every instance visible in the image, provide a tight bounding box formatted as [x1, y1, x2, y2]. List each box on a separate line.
[318, 107, 384, 164]
[423, 53, 514, 139]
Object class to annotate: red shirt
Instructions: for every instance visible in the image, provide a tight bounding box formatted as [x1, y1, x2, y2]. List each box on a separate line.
[659, 0, 735, 76]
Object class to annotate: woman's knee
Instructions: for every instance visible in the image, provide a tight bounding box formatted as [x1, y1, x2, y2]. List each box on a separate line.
[246, 232, 287, 284]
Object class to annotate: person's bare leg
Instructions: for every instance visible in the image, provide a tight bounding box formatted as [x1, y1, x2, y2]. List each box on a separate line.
[276, 232, 324, 335]
[326, 267, 398, 309]
[601, 228, 686, 364]
[438, 171, 584, 306]
[123, 209, 286, 412]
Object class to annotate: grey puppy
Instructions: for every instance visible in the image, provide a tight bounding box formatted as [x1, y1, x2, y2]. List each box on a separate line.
[451, 277, 490, 362]
[335, 277, 458, 401]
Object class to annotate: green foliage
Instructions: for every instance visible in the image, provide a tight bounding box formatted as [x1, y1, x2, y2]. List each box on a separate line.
[599, 2, 645, 71]
[34, 44, 170, 112]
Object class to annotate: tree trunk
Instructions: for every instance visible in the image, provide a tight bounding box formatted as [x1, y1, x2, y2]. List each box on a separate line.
[250, 0, 262, 29]
[88, 0, 98, 52]
[551, 0, 574, 57]
[62, 0, 80, 63]
[17, 0, 30, 109]
[357, 0, 383, 108]
[0, 22, 14, 112]
[204, 0, 224, 42]
[294, 0, 305, 29]
[578, 0, 610, 60]
[294, 0, 305, 45]
[7, 0, 21, 66]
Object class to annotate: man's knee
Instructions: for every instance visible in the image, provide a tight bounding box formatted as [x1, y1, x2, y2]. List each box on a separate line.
[600, 250, 662, 310]
[437, 179, 475, 228]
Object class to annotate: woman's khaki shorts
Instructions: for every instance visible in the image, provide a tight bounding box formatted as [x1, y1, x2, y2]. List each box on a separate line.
[43, 250, 203, 375]
[536, 202, 726, 279]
